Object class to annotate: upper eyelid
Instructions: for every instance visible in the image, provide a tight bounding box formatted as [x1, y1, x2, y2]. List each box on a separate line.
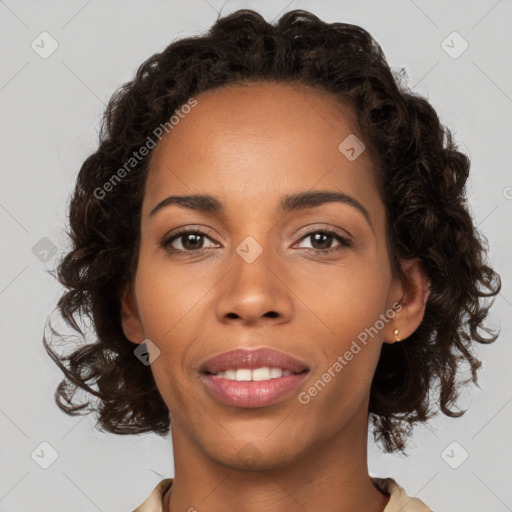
[164, 226, 351, 249]
[294, 224, 352, 240]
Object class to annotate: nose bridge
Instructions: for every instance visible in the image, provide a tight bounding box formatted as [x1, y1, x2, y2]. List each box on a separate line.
[215, 232, 292, 322]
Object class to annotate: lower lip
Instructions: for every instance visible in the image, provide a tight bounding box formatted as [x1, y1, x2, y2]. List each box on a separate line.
[202, 372, 308, 408]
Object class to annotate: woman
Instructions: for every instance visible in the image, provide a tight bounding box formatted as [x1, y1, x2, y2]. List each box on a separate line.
[44, 9, 500, 512]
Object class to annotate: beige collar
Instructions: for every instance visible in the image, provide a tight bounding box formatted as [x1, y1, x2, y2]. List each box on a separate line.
[133, 476, 432, 511]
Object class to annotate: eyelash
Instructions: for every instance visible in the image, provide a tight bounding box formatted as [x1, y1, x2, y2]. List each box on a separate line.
[160, 227, 353, 256]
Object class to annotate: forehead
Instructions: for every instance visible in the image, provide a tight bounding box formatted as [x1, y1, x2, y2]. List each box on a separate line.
[144, 81, 381, 220]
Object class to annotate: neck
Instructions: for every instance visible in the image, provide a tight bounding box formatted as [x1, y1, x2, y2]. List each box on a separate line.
[164, 402, 390, 512]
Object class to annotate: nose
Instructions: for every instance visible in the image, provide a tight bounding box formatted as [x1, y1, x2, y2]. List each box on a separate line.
[214, 242, 294, 326]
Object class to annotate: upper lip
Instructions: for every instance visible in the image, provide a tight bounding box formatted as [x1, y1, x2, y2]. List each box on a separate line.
[199, 347, 310, 374]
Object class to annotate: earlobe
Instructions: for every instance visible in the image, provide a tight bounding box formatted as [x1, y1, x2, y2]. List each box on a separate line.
[120, 283, 145, 344]
[385, 258, 430, 344]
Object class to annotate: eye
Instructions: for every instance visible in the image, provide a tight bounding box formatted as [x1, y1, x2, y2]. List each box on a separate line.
[160, 229, 219, 253]
[160, 227, 352, 256]
[295, 228, 352, 253]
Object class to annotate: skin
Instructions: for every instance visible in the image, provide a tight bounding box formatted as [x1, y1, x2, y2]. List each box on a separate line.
[121, 82, 430, 512]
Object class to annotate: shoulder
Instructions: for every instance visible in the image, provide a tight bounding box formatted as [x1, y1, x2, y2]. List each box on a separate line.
[132, 478, 173, 512]
[371, 477, 433, 512]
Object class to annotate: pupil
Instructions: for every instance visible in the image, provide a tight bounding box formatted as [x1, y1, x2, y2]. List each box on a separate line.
[313, 233, 331, 249]
[184, 234, 203, 250]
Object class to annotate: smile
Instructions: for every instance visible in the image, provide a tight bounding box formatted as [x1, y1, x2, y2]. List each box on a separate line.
[202, 371, 309, 408]
[210, 367, 296, 381]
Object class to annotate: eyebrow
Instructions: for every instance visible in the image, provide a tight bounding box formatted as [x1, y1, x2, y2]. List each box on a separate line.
[149, 190, 373, 230]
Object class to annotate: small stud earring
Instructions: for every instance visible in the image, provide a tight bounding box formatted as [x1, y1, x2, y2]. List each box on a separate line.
[393, 328, 401, 342]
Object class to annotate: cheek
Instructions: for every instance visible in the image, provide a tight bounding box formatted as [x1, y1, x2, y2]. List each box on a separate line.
[294, 254, 391, 342]
[293, 254, 390, 394]
[134, 249, 209, 339]
[132, 262, 192, 414]
[132, 251, 213, 391]
[297, 281, 386, 425]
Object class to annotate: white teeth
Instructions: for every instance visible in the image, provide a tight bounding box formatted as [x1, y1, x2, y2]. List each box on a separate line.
[235, 369, 252, 381]
[252, 367, 270, 381]
[225, 369, 236, 380]
[214, 367, 295, 381]
[269, 367, 283, 378]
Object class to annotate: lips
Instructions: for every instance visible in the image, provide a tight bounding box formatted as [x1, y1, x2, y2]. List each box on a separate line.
[199, 348, 310, 408]
[203, 373, 309, 408]
[199, 348, 310, 375]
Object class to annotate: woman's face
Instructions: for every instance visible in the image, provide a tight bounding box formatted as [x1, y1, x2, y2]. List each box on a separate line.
[122, 82, 406, 468]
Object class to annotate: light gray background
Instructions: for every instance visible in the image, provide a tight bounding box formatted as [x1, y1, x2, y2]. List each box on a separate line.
[1, 0, 511, 510]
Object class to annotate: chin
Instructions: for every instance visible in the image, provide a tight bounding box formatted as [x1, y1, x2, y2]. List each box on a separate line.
[206, 438, 306, 471]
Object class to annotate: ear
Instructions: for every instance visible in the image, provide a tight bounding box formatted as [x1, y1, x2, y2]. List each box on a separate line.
[120, 282, 145, 344]
[383, 258, 430, 344]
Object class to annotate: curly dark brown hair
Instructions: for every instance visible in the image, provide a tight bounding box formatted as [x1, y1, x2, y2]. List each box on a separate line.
[43, 8, 501, 454]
